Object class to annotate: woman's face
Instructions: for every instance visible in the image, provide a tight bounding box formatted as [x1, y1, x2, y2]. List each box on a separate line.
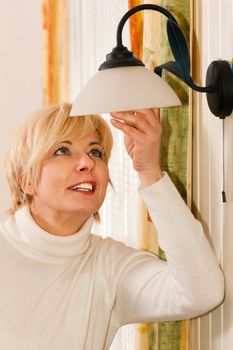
[29, 131, 109, 221]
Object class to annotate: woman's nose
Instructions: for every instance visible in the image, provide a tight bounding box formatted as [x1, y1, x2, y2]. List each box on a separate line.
[75, 153, 95, 172]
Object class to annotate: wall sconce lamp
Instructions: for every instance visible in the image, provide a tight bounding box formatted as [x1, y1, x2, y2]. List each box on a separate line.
[70, 4, 233, 119]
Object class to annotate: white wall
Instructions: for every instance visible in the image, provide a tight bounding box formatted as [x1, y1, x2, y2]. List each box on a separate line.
[192, 0, 233, 349]
[0, 1, 43, 218]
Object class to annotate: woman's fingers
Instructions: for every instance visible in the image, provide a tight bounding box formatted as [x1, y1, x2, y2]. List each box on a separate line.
[110, 109, 160, 136]
[110, 117, 145, 141]
[132, 108, 160, 125]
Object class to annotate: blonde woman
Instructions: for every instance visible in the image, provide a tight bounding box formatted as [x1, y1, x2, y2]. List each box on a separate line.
[1, 103, 224, 349]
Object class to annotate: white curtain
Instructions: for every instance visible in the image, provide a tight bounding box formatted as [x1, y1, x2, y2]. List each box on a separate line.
[69, 1, 140, 349]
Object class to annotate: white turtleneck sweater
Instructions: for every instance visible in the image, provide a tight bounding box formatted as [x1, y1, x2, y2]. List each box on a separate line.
[0, 174, 224, 350]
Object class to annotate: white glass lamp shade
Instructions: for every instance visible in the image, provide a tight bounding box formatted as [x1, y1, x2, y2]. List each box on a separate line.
[69, 66, 181, 116]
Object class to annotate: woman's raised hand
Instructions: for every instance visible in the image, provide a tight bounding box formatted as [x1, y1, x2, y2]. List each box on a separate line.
[110, 108, 163, 187]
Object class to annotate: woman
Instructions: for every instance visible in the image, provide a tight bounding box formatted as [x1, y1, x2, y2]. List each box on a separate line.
[1, 103, 224, 349]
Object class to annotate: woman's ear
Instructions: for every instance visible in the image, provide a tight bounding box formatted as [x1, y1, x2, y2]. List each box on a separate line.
[19, 175, 36, 196]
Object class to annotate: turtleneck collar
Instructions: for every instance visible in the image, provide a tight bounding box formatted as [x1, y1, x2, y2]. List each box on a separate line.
[8, 206, 94, 259]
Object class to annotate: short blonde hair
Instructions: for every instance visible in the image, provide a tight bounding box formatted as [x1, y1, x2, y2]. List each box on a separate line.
[5, 103, 113, 220]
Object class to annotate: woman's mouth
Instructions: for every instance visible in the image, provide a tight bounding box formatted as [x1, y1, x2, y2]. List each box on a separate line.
[69, 182, 96, 193]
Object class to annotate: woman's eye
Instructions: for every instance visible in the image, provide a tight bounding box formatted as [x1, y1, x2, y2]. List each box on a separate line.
[88, 149, 103, 158]
[54, 146, 70, 156]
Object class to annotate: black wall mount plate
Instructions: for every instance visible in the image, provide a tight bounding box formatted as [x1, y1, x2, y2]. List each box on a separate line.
[206, 60, 233, 119]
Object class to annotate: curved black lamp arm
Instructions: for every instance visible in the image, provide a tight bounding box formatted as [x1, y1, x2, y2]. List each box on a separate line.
[116, 4, 178, 47]
[154, 61, 212, 92]
[115, 4, 212, 93]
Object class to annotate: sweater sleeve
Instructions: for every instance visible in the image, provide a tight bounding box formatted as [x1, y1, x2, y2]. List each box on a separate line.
[112, 173, 225, 326]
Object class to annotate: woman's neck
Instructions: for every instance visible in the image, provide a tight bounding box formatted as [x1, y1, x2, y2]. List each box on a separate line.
[29, 204, 90, 237]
